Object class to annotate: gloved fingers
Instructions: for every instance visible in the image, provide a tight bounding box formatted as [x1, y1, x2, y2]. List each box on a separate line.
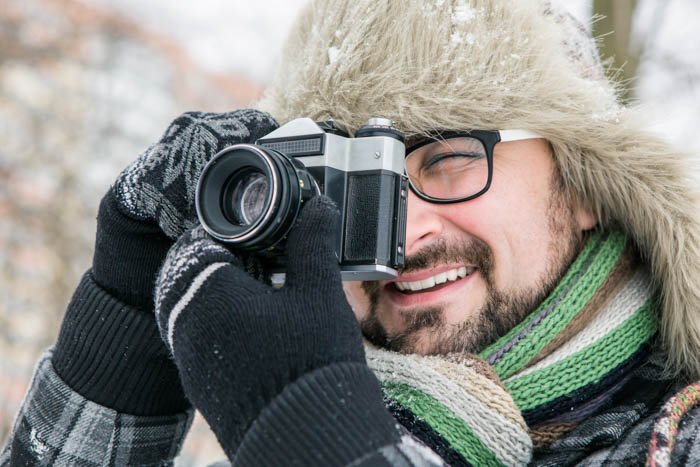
[210, 258, 273, 298]
[156, 261, 272, 354]
[155, 226, 272, 350]
[166, 110, 278, 155]
[212, 109, 279, 150]
[284, 195, 343, 290]
[156, 226, 240, 321]
[113, 109, 279, 240]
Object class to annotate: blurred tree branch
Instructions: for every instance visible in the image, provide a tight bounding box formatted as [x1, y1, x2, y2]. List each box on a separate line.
[593, 0, 639, 103]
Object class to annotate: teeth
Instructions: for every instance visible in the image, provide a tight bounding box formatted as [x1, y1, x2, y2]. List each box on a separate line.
[434, 272, 448, 285]
[394, 266, 474, 292]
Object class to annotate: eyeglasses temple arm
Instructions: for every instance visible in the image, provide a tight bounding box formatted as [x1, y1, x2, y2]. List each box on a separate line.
[499, 129, 543, 142]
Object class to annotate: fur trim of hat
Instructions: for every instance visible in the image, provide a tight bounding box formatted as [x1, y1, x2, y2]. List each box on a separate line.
[258, 0, 700, 379]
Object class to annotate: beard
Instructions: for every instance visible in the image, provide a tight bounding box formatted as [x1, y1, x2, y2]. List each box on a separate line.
[359, 177, 586, 355]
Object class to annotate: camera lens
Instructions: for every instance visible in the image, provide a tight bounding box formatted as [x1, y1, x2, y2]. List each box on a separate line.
[196, 144, 319, 250]
[222, 170, 269, 226]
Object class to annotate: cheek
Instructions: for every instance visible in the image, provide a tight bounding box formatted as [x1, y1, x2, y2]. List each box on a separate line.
[458, 175, 556, 289]
[498, 205, 565, 288]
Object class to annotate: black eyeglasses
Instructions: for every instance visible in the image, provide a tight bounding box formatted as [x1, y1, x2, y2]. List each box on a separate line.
[405, 129, 543, 204]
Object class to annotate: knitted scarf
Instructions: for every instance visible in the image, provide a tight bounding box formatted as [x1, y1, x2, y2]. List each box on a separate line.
[366, 230, 659, 466]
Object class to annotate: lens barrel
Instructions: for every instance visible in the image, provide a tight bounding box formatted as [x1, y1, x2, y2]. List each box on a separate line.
[196, 144, 319, 250]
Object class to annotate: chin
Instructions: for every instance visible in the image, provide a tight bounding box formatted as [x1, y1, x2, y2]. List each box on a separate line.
[403, 333, 435, 355]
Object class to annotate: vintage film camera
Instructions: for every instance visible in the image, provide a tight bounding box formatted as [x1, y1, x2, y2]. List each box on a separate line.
[195, 117, 408, 281]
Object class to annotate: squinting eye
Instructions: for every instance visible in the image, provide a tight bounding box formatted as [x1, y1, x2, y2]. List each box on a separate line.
[422, 152, 484, 172]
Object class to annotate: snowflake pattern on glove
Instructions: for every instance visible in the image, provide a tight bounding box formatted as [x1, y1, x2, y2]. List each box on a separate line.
[114, 110, 278, 239]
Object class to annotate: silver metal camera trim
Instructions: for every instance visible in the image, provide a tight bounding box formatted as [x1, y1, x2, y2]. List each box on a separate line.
[257, 118, 406, 283]
[258, 118, 406, 176]
[195, 144, 282, 243]
[271, 264, 399, 287]
[339, 264, 399, 280]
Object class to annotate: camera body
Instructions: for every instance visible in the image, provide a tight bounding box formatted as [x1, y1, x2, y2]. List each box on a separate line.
[196, 117, 408, 281]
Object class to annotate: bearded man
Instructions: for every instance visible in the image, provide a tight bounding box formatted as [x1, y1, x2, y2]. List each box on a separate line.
[3, 1, 700, 466]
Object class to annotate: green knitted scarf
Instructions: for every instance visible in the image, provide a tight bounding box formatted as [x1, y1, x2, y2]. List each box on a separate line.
[366, 231, 658, 466]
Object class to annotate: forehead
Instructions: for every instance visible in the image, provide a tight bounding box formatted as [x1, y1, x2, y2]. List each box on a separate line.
[491, 138, 556, 175]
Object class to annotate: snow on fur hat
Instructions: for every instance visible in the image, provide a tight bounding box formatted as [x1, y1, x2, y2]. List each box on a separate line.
[259, 0, 700, 379]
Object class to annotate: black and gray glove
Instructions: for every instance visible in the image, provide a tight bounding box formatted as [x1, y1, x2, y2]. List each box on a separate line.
[155, 196, 402, 464]
[53, 110, 278, 415]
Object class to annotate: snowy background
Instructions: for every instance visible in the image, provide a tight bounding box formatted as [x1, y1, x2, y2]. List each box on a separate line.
[84, 0, 309, 84]
[1, 0, 698, 465]
[81, 0, 700, 155]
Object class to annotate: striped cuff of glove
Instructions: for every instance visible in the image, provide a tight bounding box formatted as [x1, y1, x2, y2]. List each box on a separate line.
[234, 362, 404, 466]
[53, 271, 190, 416]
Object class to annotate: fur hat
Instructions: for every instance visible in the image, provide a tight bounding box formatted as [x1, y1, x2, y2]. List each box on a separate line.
[258, 0, 700, 379]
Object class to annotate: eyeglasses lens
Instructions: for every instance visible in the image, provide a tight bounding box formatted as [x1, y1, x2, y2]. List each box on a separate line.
[405, 136, 489, 200]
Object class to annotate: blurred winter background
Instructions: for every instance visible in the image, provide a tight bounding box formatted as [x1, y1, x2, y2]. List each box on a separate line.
[0, 0, 698, 465]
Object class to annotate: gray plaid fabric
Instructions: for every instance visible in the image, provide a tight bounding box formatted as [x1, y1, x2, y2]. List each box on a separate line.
[552, 405, 700, 467]
[533, 405, 700, 466]
[347, 434, 447, 467]
[532, 351, 700, 466]
[3, 349, 698, 466]
[0, 350, 193, 467]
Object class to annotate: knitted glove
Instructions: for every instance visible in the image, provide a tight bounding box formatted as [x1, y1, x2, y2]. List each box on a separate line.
[155, 196, 403, 464]
[95, 109, 279, 307]
[53, 110, 278, 415]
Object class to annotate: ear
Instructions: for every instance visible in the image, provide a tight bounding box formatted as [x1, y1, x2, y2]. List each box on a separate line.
[574, 204, 598, 231]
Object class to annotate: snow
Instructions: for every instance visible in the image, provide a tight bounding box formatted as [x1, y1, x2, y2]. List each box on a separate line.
[450, 31, 475, 46]
[82, 0, 311, 83]
[78, 0, 699, 155]
[328, 46, 340, 65]
[452, 3, 476, 23]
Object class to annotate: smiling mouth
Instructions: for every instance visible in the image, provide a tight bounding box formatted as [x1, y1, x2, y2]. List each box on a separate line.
[392, 266, 476, 294]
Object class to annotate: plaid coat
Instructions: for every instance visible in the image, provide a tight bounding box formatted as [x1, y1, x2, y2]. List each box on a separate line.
[2, 348, 699, 466]
[0, 353, 193, 466]
[0, 354, 441, 466]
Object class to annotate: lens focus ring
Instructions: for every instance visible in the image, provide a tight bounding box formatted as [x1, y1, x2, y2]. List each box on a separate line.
[195, 144, 318, 251]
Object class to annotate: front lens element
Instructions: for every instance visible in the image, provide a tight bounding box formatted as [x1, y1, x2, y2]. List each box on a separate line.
[223, 171, 270, 226]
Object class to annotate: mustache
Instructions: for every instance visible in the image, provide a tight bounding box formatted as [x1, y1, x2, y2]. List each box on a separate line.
[398, 237, 493, 276]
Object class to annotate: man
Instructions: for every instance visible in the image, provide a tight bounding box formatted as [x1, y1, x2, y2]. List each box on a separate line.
[3, 0, 700, 466]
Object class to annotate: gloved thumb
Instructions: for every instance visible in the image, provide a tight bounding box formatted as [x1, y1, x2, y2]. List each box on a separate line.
[283, 195, 342, 290]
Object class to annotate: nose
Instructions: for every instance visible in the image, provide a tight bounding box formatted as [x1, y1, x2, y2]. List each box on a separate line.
[405, 190, 445, 256]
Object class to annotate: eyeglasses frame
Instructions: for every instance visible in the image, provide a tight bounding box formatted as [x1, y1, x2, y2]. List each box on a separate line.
[405, 129, 542, 204]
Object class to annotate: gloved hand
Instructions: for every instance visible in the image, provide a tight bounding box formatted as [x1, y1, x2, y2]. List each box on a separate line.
[155, 196, 396, 462]
[52, 110, 278, 415]
[95, 109, 279, 307]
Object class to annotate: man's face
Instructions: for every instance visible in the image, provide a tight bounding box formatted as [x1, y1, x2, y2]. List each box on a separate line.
[344, 138, 597, 355]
